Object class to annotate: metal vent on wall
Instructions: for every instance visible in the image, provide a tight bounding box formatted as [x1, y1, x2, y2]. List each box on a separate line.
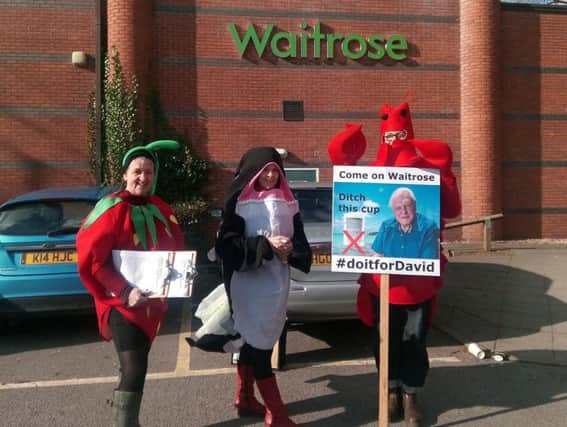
[282, 100, 304, 121]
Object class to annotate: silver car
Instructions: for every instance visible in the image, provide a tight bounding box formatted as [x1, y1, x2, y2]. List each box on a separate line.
[288, 182, 359, 322]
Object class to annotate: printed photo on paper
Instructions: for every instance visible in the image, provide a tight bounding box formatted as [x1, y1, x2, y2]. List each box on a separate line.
[112, 250, 197, 298]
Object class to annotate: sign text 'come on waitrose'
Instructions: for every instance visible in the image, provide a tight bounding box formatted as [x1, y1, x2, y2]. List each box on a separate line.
[228, 22, 409, 61]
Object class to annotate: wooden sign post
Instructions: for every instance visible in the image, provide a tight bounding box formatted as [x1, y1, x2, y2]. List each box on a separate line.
[378, 274, 390, 427]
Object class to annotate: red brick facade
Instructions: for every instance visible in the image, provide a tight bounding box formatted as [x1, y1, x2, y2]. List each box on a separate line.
[1, 1, 567, 241]
[107, 0, 153, 100]
[0, 1, 95, 191]
[460, 1, 502, 240]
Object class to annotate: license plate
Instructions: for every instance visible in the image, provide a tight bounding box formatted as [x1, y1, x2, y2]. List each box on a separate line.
[21, 250, 77, 265]
[312, 253, 331, 266]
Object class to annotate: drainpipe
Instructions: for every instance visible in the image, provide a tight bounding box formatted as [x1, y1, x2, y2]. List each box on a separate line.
[95, 0, 107, 185]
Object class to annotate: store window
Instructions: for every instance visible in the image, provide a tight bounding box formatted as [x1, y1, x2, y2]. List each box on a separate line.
[286, 168, 318, 182]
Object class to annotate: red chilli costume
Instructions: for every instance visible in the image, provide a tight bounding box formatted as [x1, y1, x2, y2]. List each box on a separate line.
[77, 152, 185, 344]
[328, 102, 461, 327]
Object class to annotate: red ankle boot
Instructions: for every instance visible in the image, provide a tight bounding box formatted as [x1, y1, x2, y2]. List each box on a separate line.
[256, 375, 297, 427]
[234, 363, 266, 417]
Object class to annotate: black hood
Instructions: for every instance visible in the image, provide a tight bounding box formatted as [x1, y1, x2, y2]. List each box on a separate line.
[223, 146, 285, 217]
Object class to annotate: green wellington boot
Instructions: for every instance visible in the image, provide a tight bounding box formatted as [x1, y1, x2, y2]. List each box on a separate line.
[111, 390, 143, 427]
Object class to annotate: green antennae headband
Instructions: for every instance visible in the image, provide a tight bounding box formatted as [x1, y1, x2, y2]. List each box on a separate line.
[122, 140, 180, 195]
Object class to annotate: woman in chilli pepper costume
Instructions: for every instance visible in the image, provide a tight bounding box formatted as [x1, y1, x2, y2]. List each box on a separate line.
[328, 102, 461, 426]
[77, 140, 185, 427]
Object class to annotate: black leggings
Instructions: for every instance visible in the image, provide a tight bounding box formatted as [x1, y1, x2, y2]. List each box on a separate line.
[238, 343, 273, 380]
[109, 309, 151, 392]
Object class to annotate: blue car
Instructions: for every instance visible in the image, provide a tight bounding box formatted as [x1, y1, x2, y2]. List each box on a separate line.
[0, 186, 113, 317]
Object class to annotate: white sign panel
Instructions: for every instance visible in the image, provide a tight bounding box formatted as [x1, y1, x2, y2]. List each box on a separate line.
[112, 250, 197, 298]
[332, 166, 441, 277]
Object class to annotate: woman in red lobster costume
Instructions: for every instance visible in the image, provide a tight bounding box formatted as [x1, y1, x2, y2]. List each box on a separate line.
[328, 102, 461, 425]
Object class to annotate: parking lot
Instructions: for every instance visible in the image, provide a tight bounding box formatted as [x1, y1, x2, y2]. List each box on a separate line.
[3, 246, 567, 427]
[2, 293, 564, 427]
[0, 298, 465, 426]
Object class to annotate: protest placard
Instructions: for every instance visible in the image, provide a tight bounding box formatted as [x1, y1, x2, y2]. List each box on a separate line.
[332, 165, 441, 277]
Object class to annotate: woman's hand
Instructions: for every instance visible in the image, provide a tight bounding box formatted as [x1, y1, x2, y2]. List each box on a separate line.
[268, 235, 293, 260]
[127, 287, 149, 308]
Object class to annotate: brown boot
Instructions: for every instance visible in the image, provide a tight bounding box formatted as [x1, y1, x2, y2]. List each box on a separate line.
[234, 363, 266, 417]
[402, 392, 422, 426]
[388, 388, 402, 422]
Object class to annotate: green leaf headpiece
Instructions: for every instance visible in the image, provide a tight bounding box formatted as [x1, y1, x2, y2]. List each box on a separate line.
[121, 140, 180, 195]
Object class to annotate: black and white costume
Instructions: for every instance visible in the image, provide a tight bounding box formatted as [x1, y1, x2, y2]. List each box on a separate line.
[215, 147, 311, 426]
[216, 147, 311, 349]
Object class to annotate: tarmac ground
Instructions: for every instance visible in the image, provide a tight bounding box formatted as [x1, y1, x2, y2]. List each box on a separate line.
[438, 240, 567, 367]
[1, 240, 567, 426]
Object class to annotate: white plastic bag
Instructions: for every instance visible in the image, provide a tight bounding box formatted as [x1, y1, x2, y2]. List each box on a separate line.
[194, 283, 232, 334]
[187, 283, 244, 353]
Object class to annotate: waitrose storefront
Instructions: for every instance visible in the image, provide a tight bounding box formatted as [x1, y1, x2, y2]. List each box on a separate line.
[227, 21, 410, 61]
[2, 1, 567, 240]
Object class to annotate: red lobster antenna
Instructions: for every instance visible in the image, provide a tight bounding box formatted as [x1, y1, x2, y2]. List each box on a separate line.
[403, 88, 416, 105]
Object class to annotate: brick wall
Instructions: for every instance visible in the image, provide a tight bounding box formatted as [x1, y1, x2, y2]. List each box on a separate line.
[2, 1, 567, 240]
[0, 1, 96, 200]
[460, 1, 501, 241]
[501, 5, 567, 238]
[155, 0, 462, 239]
[107, 0, 153, 102]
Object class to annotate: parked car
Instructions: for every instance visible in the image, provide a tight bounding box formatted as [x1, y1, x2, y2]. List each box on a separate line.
[0, 186, 113, 318]
[288, 182, 359, 322]
[203, 182, 360, 323]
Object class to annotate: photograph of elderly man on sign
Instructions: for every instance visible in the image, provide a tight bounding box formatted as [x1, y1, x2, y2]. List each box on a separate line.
[371, 186, 440, 261]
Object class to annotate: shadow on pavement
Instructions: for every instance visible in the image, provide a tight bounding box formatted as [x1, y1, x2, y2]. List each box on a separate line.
[437, 261, 566, 365]
[284, 318, 460, 367]
[291, 353, 567, 426]
[200, 350, 566, 427]
[284, 320, 374, 366]
[0, 297, 193, 356]
[0, 313, 100, 356]
[440, 261, 558, 339]
[0, 262, 216, 355]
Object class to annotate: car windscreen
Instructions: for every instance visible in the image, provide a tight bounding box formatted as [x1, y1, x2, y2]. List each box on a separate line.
[293, 188, 332, 223]
[0, 200, 96, 236]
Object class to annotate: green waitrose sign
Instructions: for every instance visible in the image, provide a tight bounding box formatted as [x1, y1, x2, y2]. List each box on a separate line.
[228, 22, 408, 61]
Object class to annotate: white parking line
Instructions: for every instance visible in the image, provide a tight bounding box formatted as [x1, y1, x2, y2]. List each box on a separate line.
[0, 356, 460, 390]
[173, 299, 192, 375]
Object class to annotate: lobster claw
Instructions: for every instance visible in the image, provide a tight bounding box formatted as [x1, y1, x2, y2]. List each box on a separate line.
[328, 123, 367, 166]
[410, 139, 453, 172]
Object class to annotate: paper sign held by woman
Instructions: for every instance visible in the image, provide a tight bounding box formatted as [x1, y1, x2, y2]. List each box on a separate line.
[112, 250, 197, 297]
